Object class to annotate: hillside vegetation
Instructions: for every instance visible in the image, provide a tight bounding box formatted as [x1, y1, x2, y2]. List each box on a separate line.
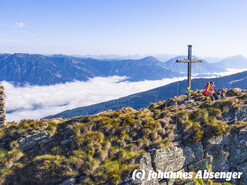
[0, 88, 246, 185]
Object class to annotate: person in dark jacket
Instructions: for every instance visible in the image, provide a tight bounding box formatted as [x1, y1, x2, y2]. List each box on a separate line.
[209, 81, 218, 100]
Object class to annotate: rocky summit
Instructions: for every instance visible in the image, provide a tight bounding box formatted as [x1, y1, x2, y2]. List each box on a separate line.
[0, 88, 246, 185]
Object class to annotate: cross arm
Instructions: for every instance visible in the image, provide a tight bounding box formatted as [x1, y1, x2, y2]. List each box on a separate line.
[176, 59, 202, 63]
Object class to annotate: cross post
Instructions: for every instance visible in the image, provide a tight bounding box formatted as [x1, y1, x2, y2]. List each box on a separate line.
[176, 45, 202, 100]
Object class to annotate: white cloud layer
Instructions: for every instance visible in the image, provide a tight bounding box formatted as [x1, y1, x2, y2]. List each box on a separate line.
[2, 68, 246, 122]
[2, 76, 186, 122]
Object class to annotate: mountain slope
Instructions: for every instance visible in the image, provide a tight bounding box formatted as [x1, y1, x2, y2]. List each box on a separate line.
[1, 89, 246, 184]
[46, 70, 247, 119]
[0, 54, 99, 85]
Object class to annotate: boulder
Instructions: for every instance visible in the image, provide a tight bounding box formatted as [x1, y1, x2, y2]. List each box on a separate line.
[151, 145, 185, 172]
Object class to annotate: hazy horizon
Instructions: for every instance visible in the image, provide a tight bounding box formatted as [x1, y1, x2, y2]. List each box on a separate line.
[0, 52, 244, 63]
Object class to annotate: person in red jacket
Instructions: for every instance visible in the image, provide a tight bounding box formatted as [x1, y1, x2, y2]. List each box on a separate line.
[202, 82, 215, 101]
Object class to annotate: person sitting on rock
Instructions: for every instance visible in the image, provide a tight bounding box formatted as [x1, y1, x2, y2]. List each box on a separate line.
[202, 82, 215, 101]
[209, 81, 219, 100]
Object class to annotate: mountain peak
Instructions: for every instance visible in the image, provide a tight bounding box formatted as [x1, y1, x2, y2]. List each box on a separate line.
[13, 53, 28, 58]
[225, 55, 246, 60]
[140, 56, 160, 63]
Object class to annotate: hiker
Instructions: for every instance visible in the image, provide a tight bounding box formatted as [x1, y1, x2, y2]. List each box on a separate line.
[202, 82, 215, 101]
[209, 81, 218, 100]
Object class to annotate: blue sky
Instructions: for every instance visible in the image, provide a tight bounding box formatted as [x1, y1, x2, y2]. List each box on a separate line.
[0, 0, 247, 57]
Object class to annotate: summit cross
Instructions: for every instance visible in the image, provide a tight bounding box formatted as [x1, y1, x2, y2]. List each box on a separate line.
[176, 45, 202, 100]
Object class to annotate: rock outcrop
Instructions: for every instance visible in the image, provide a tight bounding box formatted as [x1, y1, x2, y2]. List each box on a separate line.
[120, 89, 247, 185]
[0, 85, 6, 125]
[126, 127, 247, 184]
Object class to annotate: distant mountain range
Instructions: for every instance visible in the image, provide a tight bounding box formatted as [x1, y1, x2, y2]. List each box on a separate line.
[217, 55, 247, 69]
[3, 53, 246, 86]
[0, 54, 181, 85]
[46, 70, 247, 119]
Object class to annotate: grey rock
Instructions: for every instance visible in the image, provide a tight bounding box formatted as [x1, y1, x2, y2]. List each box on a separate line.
[18, 131, 50, 151]
[151, 145, 185, 172]
[39, 136, 53, 144]
[211, 154, 229, 172]
[237, 162, 247, 185]
[203, 127, 247, 184]
[58, 178, 76, 185]
[136, 153, 159, 185]
[228, 128, 247, 165]
[188, 157, 212, 172]
[183, 142, 204, 166]
[120, 153, 159, 185]
[235, 105, 247, 122]
[165, 98, 177, 107]
[60, 135, 74, 145]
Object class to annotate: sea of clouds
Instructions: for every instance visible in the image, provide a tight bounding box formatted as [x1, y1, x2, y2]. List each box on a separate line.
[3, 76, 186, 122]
[2, 68, 246, 122]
